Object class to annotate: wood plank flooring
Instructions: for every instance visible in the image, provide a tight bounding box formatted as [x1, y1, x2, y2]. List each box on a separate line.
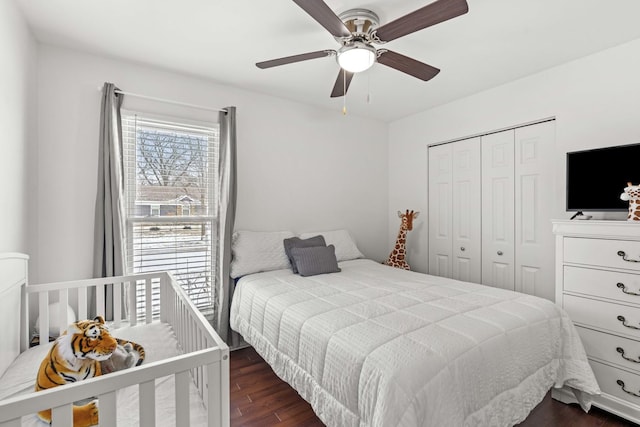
[230, 346, 638, 427]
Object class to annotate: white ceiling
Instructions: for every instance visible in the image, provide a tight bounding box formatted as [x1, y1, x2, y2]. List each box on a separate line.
[15, 0, 640, 122]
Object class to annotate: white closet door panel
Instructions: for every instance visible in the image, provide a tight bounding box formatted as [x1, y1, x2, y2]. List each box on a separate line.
[482, 130, 515, 289]
[452, 137, 481, 283]
[428, 143, 453, 278]
[514, 121, 555, 300]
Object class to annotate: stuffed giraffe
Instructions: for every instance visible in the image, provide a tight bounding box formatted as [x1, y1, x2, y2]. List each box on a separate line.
[620, 182, 640, 221]
[384, 210, 420, 270]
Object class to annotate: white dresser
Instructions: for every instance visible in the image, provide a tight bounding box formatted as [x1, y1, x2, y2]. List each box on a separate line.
[553, 219, 640, 423]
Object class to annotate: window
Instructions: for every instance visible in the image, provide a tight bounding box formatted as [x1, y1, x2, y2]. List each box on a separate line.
[122, 112, 219, 318]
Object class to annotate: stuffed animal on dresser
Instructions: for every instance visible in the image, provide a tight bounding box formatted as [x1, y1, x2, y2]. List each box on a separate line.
[34, 316, 145, 427]
[620, 182, 640, 221]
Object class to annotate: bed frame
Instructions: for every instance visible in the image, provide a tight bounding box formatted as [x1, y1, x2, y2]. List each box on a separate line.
[0, 253, 230, 427]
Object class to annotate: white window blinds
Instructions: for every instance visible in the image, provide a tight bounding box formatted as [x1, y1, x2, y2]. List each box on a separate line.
[122, 112, 219, 317]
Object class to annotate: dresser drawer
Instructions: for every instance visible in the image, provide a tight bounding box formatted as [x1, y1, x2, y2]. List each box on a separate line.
[564, 237, 640, 272]
[564, 266, 640, 305]
[577, 326, 640, 374]
[564, 295, 640, 339]
[590, 360, 640, 409]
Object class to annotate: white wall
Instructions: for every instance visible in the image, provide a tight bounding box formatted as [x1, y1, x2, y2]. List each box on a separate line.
[389, 38, 640, 276]
[34, 45, 388, 283]
[0, 1, 37, 254]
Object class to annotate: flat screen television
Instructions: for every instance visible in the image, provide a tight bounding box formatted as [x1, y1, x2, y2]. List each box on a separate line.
[566, 143, 640, 212]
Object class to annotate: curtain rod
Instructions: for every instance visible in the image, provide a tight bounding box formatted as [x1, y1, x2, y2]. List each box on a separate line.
[98, 86, 227, 113]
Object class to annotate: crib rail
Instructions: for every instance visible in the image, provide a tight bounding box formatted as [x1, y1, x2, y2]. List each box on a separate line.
[6, 271, 229, 427]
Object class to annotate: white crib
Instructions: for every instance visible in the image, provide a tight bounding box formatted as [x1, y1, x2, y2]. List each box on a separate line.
[0, 253, 230, 427]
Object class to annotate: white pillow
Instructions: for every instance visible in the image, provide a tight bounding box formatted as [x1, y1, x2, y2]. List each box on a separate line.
[230, 230, 295, 278]
[299, 229, 364, 262]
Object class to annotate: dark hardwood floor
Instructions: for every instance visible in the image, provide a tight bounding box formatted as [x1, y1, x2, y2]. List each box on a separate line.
[230, 346, 637, 427]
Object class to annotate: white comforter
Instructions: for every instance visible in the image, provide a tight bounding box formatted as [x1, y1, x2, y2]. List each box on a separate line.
[230, 259, 599, 427]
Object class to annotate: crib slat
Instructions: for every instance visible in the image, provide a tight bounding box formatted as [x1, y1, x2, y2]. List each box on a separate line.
[38, 292, 49, 346]
[99, 391, 117, 426]
[139, 380, 155, 427]
[145, 278, 152, 323]
[129, 280, 137, 326]
[96, 284, 105, 318]
[51, 404, 73, 426]
[175, 370, 190, 427]
[160, 274, 169, 323]
[77, 287, 87, 320]
[0, 419, 21, 427]
[113, 282, 122, 327]
[58, 289, 68, 336]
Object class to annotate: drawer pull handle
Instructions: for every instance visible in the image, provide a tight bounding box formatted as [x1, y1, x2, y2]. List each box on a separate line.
[617, 250, 640, 263]
[617, 282, 640, 296]
[617, 347, 640, 363]
[617, 315, 640, 330]
[617, 380, 640, 398]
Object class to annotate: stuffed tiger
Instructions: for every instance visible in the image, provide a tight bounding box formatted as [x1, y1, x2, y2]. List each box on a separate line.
[34, 316, 117, 427]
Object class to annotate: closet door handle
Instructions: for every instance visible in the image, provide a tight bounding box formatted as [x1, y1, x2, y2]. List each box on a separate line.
[617, 347, 640, 363]
[617, 282, 640, 296]
[617, 380, 640, 398]
[497, 251, 503, 256]
[460, 247, 466, 252]
[618, 251, 640, 263]
[617, 315, 640, 330]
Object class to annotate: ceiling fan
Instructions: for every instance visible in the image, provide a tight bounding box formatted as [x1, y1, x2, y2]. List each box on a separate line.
[256, 0, 469, 98]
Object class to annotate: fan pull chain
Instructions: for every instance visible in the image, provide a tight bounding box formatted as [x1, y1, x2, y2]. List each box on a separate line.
[342, 70, 347, 115]
[367, 72, 372, 104]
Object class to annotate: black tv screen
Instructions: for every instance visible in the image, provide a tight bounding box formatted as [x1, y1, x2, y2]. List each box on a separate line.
[566, 143, 640, 212]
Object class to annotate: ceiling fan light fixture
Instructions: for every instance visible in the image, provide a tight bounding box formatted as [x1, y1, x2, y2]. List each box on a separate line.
[337, 41, 376, 73]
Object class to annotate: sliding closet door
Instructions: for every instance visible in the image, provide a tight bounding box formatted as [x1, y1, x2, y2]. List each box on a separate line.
[514, 121, 555, 300]
[481, 130, 515, 289]
[428, 143, 453, 278]
[452, 138, 481, 283]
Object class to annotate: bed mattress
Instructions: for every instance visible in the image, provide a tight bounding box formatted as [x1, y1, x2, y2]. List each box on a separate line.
[230, 259, 599, 427]
[0, 322, 207, 426]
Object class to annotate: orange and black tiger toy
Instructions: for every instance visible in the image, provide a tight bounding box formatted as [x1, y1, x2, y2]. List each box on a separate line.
[34, 316, 116, 427]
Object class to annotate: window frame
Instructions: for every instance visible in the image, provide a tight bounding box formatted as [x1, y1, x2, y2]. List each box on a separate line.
[121, 110, 220, 317]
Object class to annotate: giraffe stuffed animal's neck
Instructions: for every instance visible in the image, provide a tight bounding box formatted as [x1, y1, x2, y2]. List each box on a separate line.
[385, 210, 419, 270]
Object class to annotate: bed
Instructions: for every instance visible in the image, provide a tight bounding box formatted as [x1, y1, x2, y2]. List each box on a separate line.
[0, 252, 230, 427]
[229, 230, 600, 427]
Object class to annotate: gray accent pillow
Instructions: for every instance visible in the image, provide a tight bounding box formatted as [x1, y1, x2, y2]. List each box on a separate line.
[283, 235, 326, 274]
[290, 244, 341, 277]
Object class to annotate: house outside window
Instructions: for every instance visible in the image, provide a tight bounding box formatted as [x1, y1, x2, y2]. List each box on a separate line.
[122, 112, 219, 317]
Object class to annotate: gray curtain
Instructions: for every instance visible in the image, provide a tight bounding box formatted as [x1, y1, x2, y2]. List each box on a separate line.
[214, 106, 242, 347]
[93, 83, 126, 318]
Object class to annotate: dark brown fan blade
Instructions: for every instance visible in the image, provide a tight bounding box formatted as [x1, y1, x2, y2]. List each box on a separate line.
[330, 69, 354, 98]
[374, 0, 468, 42]
[377, 50, 440, 81]
[256, 50, 334, 69]
[293, 0, 351, 38]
